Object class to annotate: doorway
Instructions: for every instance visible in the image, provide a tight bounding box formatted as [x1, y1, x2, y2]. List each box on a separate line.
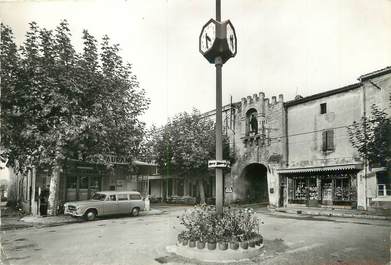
[241, 163, 269, 204]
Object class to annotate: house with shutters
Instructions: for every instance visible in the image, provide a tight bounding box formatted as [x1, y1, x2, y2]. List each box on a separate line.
[218, 66, 391, 213]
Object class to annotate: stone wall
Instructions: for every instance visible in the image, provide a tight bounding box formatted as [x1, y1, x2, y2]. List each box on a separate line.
[226, 92, 285, 207]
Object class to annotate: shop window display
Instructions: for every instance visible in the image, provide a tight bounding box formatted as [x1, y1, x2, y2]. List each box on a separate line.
[294, 179, 306, 201]
[308, 178, 317, 200]
[334, 178, 350, 201]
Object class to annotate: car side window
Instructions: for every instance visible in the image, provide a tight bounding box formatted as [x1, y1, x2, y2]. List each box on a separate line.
[117, 194, 128, 201]
[109, 195, 116, 201]
[129, 194, 141, 200]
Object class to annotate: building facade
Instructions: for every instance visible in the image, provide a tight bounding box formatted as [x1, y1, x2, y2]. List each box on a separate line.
[10, 158, 165, 215]
[222, 66, 391, 212]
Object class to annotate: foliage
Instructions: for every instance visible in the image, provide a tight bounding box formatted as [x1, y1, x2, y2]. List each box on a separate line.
[0, 21, 150, 173]
[178, 204, 262, 243]
[347, 104, 391, 167]
[150, 109, 233, 202]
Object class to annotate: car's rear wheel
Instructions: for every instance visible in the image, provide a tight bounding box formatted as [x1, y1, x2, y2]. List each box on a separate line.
[131, 207, 140, 217]
[85, 209, 97, 221]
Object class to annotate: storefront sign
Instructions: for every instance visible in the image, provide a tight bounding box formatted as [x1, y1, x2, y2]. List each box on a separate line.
[225, 186, 233, 193]
[105, 155, 129, 164]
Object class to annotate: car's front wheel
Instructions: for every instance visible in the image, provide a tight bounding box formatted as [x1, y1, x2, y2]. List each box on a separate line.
[131, 207, 140, 217]
[85, 209, 97, 221]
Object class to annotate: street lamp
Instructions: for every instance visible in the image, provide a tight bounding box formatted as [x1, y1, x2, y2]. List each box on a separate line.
[199, 0, 237, 216]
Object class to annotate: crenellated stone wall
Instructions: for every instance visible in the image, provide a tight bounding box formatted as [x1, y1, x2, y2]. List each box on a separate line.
[224, 92, 286, 207]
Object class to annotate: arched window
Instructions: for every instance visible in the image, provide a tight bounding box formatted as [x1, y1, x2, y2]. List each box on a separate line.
[246, 109, 258, 135]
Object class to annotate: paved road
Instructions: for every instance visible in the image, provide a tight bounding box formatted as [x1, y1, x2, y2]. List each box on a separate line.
[1, 207, 390, 265]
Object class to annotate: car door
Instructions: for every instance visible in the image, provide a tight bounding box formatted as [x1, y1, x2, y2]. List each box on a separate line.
[129, 194, 144, 211]
[103, 194, 119, 215]
[117, 194, 131, 214]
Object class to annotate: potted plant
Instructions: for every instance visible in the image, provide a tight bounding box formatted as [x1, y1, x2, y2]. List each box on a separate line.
[207, 240, 216, 250]
[189, 240, 196, 248]
[229, 236, 239, 250]
[240, 240, 249, 249]
[196, 240, 205, 249]
[177, 234, 183, 246]
[218, 241, 228, 251]
[248, 238, 256, 248]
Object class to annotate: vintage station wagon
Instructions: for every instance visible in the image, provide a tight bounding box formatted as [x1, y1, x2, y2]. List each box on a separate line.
[64, 191, 145, 221]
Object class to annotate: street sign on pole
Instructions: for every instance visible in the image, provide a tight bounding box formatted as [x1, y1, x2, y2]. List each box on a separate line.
[199, 0, 237, 216]
[208, 160, 231, 169]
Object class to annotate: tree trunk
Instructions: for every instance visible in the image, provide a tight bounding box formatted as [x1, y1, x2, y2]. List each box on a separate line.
[47, 162, 61, 216]
[198, 178, 205, 204]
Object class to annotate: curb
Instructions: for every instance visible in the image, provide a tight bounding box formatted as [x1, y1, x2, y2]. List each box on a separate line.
[273, 209, 391, 221]
[166, 244, 264, 263]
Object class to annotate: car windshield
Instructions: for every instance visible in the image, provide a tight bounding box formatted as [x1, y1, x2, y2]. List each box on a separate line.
[91, 193, 106, 201]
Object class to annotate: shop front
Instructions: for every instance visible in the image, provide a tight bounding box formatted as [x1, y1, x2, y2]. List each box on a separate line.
[64, 160, 105, 202]
[279, 166, 362, 208]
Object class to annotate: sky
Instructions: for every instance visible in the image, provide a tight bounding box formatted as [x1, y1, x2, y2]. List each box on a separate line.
[1, 0, 391, 128]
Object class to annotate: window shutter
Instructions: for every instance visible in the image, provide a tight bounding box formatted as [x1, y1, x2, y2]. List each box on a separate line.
[327, 130, 334, 150]
[322, 131, 327, 151]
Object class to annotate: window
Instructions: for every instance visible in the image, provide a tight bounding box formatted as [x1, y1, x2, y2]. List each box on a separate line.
[91, 193, 106, 201]
[377, 172, 391, 196]
[322, 130, 334, 151]
[109, 194, 116, 201]
[320, 103, 327, 114]
[117, 194, 128, 201]
[129, 194, 142, 200]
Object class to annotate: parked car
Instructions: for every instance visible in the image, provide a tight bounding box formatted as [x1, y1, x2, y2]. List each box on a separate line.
[64, 191, 145, 221]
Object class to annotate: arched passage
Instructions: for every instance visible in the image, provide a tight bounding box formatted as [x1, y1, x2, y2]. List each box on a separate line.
[241, 163, 268, 204]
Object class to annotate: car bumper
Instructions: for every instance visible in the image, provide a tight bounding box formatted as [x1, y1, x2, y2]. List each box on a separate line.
[64, 209, 84, 217]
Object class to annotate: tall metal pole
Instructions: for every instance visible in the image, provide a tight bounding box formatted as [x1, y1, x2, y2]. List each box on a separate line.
[215, 0, 223, 216]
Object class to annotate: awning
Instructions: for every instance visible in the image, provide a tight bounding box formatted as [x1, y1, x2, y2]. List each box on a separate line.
[132, 160, 157, 167]
[277, 163, 363, 174]
[147, 175, 182, 180]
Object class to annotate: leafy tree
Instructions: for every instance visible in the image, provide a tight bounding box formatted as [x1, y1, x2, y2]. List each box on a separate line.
[152, 109, 232, 203]
[0, 21, 149, 214]
[347, 104, 391, 167]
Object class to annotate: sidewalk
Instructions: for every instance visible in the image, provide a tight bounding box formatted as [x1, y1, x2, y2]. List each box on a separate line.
[272, 206, 391, 220]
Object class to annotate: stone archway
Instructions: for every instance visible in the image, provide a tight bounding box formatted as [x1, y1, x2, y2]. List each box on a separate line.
[241, 163, 268, 204]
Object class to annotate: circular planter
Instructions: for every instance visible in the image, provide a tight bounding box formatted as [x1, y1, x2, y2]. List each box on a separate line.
[196, 241, 205, 249]
[207, 242, 216, 250]
[218, 242, 228, 251]
[188, 241, 196, 248]
[240, 241, 249, 249]
[249, 239, 256, 248]
[229, 241, 239, 250]
[182, 239, 188, 246]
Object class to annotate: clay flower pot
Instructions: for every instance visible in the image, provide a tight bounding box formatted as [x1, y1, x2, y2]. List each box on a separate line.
[249, 238, 256, 248]
[240, 241, 249, 249]
[255, 236, 261, 246]
[230, 241, 239, 250]
[182, 239, 188, 246]
[177, 236, 183, 246]
[218, 241, 228, 251]
[188, 240, 196, 248]
[196, 241, 205, 249]
[207, 242, 216, 250]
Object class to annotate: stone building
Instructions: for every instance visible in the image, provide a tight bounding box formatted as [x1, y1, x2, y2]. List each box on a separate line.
[220, 66, 391, 212]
